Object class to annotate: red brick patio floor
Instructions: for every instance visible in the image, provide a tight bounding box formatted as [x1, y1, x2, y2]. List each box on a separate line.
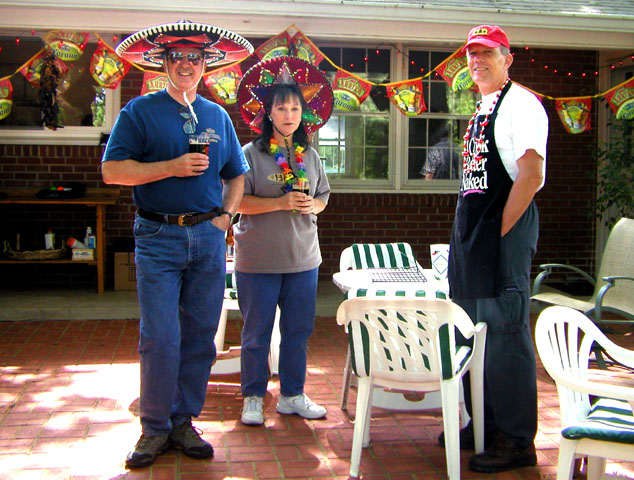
[1, 314, 633, 480]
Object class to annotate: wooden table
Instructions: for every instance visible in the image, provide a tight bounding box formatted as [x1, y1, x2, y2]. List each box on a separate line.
[0, 187, 121, 293]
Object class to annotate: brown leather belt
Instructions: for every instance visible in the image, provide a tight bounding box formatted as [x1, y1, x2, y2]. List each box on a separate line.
[137, 208, 220, 226]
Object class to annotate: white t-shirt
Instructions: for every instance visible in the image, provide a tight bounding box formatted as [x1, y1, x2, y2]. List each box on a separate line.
[479, 82, 549, 188]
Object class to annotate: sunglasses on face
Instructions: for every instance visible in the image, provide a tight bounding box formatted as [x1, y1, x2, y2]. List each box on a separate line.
[168, 51, 204, 66]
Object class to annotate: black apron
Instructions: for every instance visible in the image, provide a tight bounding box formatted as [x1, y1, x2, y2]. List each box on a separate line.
[448, 81, 514, 299]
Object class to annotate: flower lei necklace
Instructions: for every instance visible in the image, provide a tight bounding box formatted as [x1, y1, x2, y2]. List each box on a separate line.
[463, 78, 510, 167]
[270, 137, 307, 193]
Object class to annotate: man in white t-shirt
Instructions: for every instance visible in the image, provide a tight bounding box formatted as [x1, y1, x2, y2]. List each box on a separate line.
[443, 25, 548, 473]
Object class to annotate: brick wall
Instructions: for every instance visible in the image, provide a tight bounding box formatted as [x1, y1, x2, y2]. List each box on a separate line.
[0, 47, 599, 288]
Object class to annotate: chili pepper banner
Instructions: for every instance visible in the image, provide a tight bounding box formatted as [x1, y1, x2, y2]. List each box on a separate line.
[90, 43, 131, 89]
[386, 79, 426, 116]
[289, 31, 324, 66]
[39, 51, 62, 130]
[604, 77, 634, 120]
[19, 49, 69, 87]
[43, 31, 89, 62]
[435, 53, 474, 91]
[255, 31, 291, 61]
[0, 78, 13, 120]
[140, 71, 168, 96]
[203, 64, 242, 104]
[556, 98, 591, 134]
[332, 70, 372, 111]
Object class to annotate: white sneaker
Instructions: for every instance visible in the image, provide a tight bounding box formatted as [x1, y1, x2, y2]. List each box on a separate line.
[276, 393, 327, 419]
[241, 396, 264, 425]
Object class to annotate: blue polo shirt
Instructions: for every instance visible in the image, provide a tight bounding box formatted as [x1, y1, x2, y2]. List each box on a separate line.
[102, 90, 249, 214]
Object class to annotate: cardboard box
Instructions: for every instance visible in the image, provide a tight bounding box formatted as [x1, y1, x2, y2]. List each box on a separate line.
[114, 252, 137, 291]
[72, 248, 94, 261]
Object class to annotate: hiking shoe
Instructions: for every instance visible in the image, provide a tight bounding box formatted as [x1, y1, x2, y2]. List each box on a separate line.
[241, 396, 264, 425]
[468, 432, 537, 473]
[438, 424, 497, 450]
[125, 434, 170, 469]
[276, 393, 327, 419]
[169, 421, 214, 459]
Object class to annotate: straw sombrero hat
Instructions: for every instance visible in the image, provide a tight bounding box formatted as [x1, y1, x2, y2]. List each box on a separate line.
[116, 19, 253, 68]
[237, 56, 333, 133]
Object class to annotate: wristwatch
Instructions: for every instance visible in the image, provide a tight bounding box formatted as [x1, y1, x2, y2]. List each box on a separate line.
[219, 210, 233, 221]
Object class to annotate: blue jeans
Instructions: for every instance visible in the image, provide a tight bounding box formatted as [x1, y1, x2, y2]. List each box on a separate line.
[134, 215, 226, 435]
[236, 268, 318, 398]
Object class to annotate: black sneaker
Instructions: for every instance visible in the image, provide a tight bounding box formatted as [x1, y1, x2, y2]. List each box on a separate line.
[125, 434, 170, 469]
[169, 421, 214, 459]
[468, 432, 537, 473]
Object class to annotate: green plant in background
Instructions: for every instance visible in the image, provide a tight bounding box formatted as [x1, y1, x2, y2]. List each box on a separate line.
[594, 120, 634, 228]
[91, 86, 106, 127]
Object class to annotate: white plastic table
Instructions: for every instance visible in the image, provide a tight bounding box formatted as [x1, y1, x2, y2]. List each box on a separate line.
[332, 268, 448, 298]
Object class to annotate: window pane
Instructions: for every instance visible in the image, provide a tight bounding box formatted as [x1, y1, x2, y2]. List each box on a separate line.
[317, 115, 389, 180]
[411, 119, 464, 180]
[0, 33, 108, 128]
[408, 50, 429, 77]
[366, 116, 388, 146]
[317, 44, 391, 183]
[408, 118, 429, 147]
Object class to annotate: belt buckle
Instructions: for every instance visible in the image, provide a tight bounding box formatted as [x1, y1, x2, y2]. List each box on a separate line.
[177, 214, 193, 226]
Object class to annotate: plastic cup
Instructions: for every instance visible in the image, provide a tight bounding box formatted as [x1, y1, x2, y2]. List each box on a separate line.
[188, 134, 209, 155]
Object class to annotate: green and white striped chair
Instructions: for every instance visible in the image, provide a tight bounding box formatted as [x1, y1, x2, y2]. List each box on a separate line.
[336, 297, 487, 479]
[339, 242, 422, 271]
[535, 305, 634, 480]
[338, 242, 425, 410]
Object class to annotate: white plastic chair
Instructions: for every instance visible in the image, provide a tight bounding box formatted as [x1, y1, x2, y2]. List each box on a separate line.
[339, 242, 423, 410]
[535, 305, 634, 480]
[336, 297, 487, 479]
[211, 271, 281, 375]
[531, 217, 634, 327]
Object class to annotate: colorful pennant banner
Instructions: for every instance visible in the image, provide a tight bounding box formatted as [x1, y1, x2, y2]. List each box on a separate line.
[203, 64, 242, 105]
[91, 43, 131, 89]
[140, 71, 168, 96]
[386, 79, 426, 116]
[1, 25, 633, 133]
[0, 78, 12, 120]
[604, 77, 634, 120]
[556, 98, 592, 134]
[332, 70, 372, 111]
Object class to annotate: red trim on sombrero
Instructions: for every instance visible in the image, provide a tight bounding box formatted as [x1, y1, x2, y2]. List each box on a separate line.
[237, 56, 333, 133]
[116, 20, 253, 68]
[154, 33, 215, 45]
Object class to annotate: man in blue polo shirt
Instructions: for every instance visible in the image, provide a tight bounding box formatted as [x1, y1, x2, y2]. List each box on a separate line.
[102, 20, 252, 469]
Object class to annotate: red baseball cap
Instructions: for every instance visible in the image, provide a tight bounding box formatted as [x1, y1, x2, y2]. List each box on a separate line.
[463, 25, 510, 52]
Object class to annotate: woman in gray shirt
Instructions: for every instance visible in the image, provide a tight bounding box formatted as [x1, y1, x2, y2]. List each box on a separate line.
[234, 57, 333, 426]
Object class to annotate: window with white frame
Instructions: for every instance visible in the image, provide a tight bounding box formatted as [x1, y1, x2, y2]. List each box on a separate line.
[405, 49, 478, 186]
[0, 31, 119, 145]
[315, 45, 392, 186]
[313, 44, 478, 191]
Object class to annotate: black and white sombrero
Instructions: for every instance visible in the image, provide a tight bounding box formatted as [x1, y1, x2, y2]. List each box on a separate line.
[116, 19, 253, 68]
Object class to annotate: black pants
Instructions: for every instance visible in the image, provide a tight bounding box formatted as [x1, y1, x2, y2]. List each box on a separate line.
[454, 202, 539, 449]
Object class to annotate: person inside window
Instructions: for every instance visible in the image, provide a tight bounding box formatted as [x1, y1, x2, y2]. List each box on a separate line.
[421, 125, 461, 180]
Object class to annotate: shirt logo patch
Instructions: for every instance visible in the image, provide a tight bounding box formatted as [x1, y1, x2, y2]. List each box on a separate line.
[203, 128, 221, 143]
[267, 173, 285, 183]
